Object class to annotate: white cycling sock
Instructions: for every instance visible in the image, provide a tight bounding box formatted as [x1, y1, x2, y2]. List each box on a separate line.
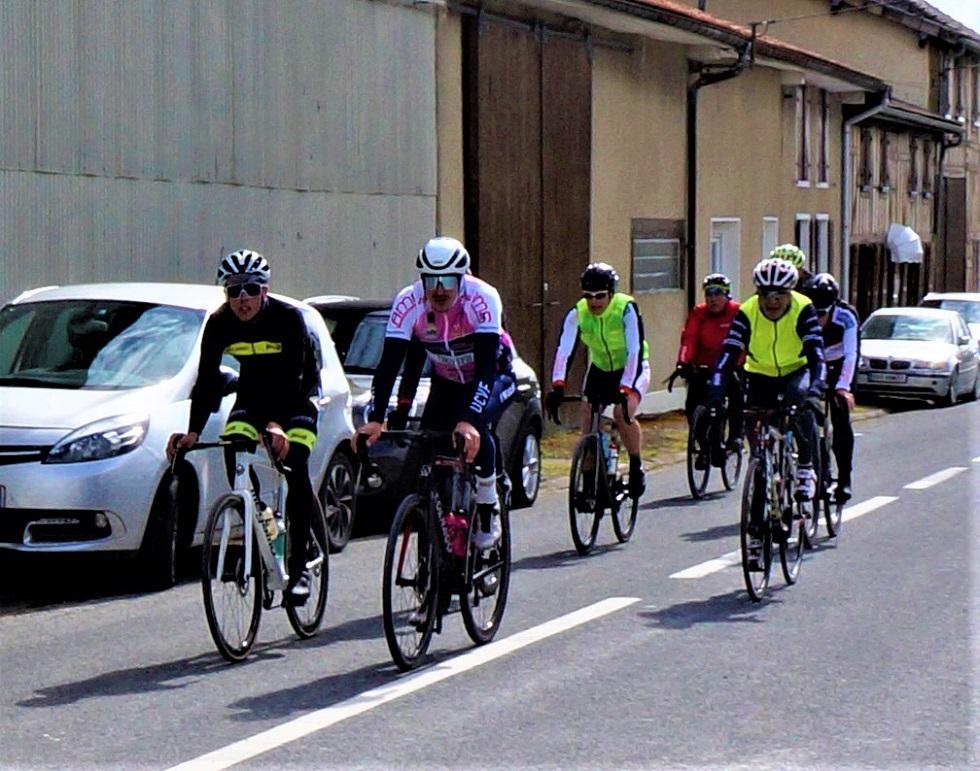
[475, 475, 498, 507]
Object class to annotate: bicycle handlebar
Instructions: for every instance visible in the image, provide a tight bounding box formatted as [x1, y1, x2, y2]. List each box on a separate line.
[558, 393, 633, 426]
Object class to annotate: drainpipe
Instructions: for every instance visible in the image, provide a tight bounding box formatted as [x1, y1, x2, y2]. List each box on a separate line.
[840, 90, 889, 304]
[686, 44, 750, 308]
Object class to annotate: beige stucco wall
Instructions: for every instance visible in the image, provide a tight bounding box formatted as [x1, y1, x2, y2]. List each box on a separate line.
[591, 39, 688, 394]
[697, 67, 842, 296]
[435, 10, 465, 240]
[679, 0, 930, 106]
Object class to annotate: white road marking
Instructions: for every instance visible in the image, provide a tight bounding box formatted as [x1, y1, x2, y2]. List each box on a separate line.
[972, 455, 980, 463]
[670, 496, 898, 579]
[903, 467, 967, 490]
[165, 596, 640, 771]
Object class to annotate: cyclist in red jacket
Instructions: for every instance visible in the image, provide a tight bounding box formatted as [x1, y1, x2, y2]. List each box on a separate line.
[671, 273, 743, 467]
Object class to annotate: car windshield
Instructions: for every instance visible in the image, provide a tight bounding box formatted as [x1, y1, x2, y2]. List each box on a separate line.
[921, 298, 980, 324]
[0, 299, 205, 389]
[862, 314, 953, 344]
[344, 313, 430, 377]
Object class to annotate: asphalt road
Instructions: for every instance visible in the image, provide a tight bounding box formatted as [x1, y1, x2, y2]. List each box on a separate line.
[1, 400, 978, 770]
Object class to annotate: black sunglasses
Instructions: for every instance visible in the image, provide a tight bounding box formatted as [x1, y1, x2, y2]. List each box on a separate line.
[582, 290, 610, 301]
[704, 287, 727, 297]
[226, 282, 263, 299]
[758, 289, 790, 300]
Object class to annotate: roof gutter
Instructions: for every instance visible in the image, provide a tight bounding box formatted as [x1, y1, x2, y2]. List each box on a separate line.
[841, 91, 889, 302]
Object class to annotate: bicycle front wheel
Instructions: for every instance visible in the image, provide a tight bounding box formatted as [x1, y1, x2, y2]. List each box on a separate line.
[740, 459, 772, 602]
[568, 435, 602, 555]
[285, 496, 329, 639]
[721, 420, 743, 491]
[686, 406, 711, 499]
[382, 494, 438, 671]
[201, 494, 263, 662]
[461, 504, 511, 644]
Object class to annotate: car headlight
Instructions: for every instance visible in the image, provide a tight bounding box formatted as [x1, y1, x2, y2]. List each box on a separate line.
[45, 414, 150, 463]
[857, 355, 868, 369]
[911, 358, 953, 372]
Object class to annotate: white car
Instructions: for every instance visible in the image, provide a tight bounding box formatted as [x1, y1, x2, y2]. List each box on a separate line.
[0, 283, 355, 587]
[856, 306, 980, 405]
[919, 291, 980, 340]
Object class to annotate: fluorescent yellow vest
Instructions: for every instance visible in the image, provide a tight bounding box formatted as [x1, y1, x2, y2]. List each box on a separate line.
[741, 291, 811, 377]
[575, 292, 649, 372]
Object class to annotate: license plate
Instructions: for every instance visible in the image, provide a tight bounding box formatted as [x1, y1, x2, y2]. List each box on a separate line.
[869, 372, 907, 383]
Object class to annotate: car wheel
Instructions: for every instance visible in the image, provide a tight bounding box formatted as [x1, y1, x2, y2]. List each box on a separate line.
[941, 369, 959, 407]
[320, 452, 356, 553]
[138, 473, 179, 590]
[967, 369, 980, 402]
[509, 424, 541, 509]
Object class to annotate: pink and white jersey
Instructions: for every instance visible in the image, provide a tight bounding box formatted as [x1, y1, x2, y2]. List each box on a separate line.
[386, 275, 507, 384]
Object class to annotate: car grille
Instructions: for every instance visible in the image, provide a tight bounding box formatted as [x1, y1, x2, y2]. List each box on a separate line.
[0, 445, 50, 466]
[867, 358, 912, 370]
[0, 509, 111, 544]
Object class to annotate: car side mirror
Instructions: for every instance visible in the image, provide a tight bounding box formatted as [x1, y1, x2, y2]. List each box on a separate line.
[959, 336, 971, 346]
[219, 365, 239, 396]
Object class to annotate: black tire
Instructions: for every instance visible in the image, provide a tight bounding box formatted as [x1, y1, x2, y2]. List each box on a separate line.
[610, 451, 638, 543]
[820, 429, 842, 538]
[138, 473, 180, 590]
[201, 494, 263, 662]
[382, 494, 438, 671]
[779, 435, 805, 585]
[509, 424, 541, 509]
[941, 369, 959, 406]
[720, 421, 743, 492]
[568, 435, 602, 555]
[285, 496, 329, 638]
[461, 503, 511, 644]
[320, 452, 356, 553]
[740, 459, 772, 602]
[802, 434, 824, 550]
[966, 370, 980, 402]
[686, 406, 711, 499]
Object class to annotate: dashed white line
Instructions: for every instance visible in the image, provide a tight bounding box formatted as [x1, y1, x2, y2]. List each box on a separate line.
[904, 467, 967, 490]
[972, 455, 980, 463]
[165, 596, 640, 771]
[670, 495, 899, 579]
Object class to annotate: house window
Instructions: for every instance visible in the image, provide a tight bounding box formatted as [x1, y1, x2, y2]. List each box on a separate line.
[878, 131, 891, 193]
[923, 139, 934, 198]
[859, 127, 873, 192]
[818, 90, 830, 184]
[631, 218, 685, 293]
[908, 135, 919, 195]
[795, 214, 812, 270]
[796, 86, 810, 184]
[762, 217, 779, 261]
[815, 215, 831, 273]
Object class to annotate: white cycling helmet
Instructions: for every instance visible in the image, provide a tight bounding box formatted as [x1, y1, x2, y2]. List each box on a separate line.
[217, 249, 271, 286]
[416, 236, 471, 275]
[752, 258, 798, 291]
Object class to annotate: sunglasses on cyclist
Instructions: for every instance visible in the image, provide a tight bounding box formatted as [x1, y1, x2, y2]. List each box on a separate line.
[581, 290, 610, 301]
[422, 274, 460, 291]
[225, 282, 263, 299]
[758, 289, 790, 300]
[704, 287, 727, 297]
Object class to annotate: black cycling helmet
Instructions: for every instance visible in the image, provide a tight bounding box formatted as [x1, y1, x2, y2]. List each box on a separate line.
[580, 262, 619, 293]
[702, 273, 731, 295]
[810, 272, 840, 312]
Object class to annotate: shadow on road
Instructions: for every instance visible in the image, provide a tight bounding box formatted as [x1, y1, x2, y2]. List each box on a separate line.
[679, 522, 740, 543]
[638, 586, 792, 629]
[511, 542, 623, 572]
[16, 610, 386, 708]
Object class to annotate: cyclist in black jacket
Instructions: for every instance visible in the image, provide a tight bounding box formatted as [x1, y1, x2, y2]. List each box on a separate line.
[167, 249, 319, 604]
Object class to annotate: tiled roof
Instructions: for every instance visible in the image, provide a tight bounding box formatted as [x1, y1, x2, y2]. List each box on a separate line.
[884, 0, 980, 40]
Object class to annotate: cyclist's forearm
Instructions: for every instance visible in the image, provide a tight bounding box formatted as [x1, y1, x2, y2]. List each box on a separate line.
[368, 338, 409, 423]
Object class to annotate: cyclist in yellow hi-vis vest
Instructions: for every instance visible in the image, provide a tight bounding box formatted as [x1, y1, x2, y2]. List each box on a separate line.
[546, 262, 651, 499]
[167, 249, 320, 606]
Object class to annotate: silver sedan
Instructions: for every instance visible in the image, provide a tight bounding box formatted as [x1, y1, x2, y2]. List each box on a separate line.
[855, 306, 980, 405]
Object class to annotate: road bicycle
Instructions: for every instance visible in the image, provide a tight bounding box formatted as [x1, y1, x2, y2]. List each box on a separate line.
[362, 426, 511, 671]
[739, 397, 814, 601]
[561, 395, 639, 555]
[803, 392, 844, 547]
[181, 434, 329, 662]
[671, 366, 743, 499]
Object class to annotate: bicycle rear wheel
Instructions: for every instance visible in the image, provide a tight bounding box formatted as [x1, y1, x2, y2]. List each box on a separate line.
[568, 435, 602, 555]
[821, 434, 844, 538]
[779, 438, 805, 583]
[382, 494, 438, 671]
[686, 406, 711, 499]
[740, 458, 772, 602]
[201, 493, 263, 662]
[461, 504, 511, 644]
[610, 456, 638, 543]
[285, 496, 329, 639]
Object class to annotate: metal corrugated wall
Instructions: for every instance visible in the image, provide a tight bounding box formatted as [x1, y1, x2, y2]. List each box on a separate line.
[0, 0, 436, 301]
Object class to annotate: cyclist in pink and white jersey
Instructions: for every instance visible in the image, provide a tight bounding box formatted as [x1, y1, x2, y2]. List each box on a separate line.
[353, 236, 515, 550]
